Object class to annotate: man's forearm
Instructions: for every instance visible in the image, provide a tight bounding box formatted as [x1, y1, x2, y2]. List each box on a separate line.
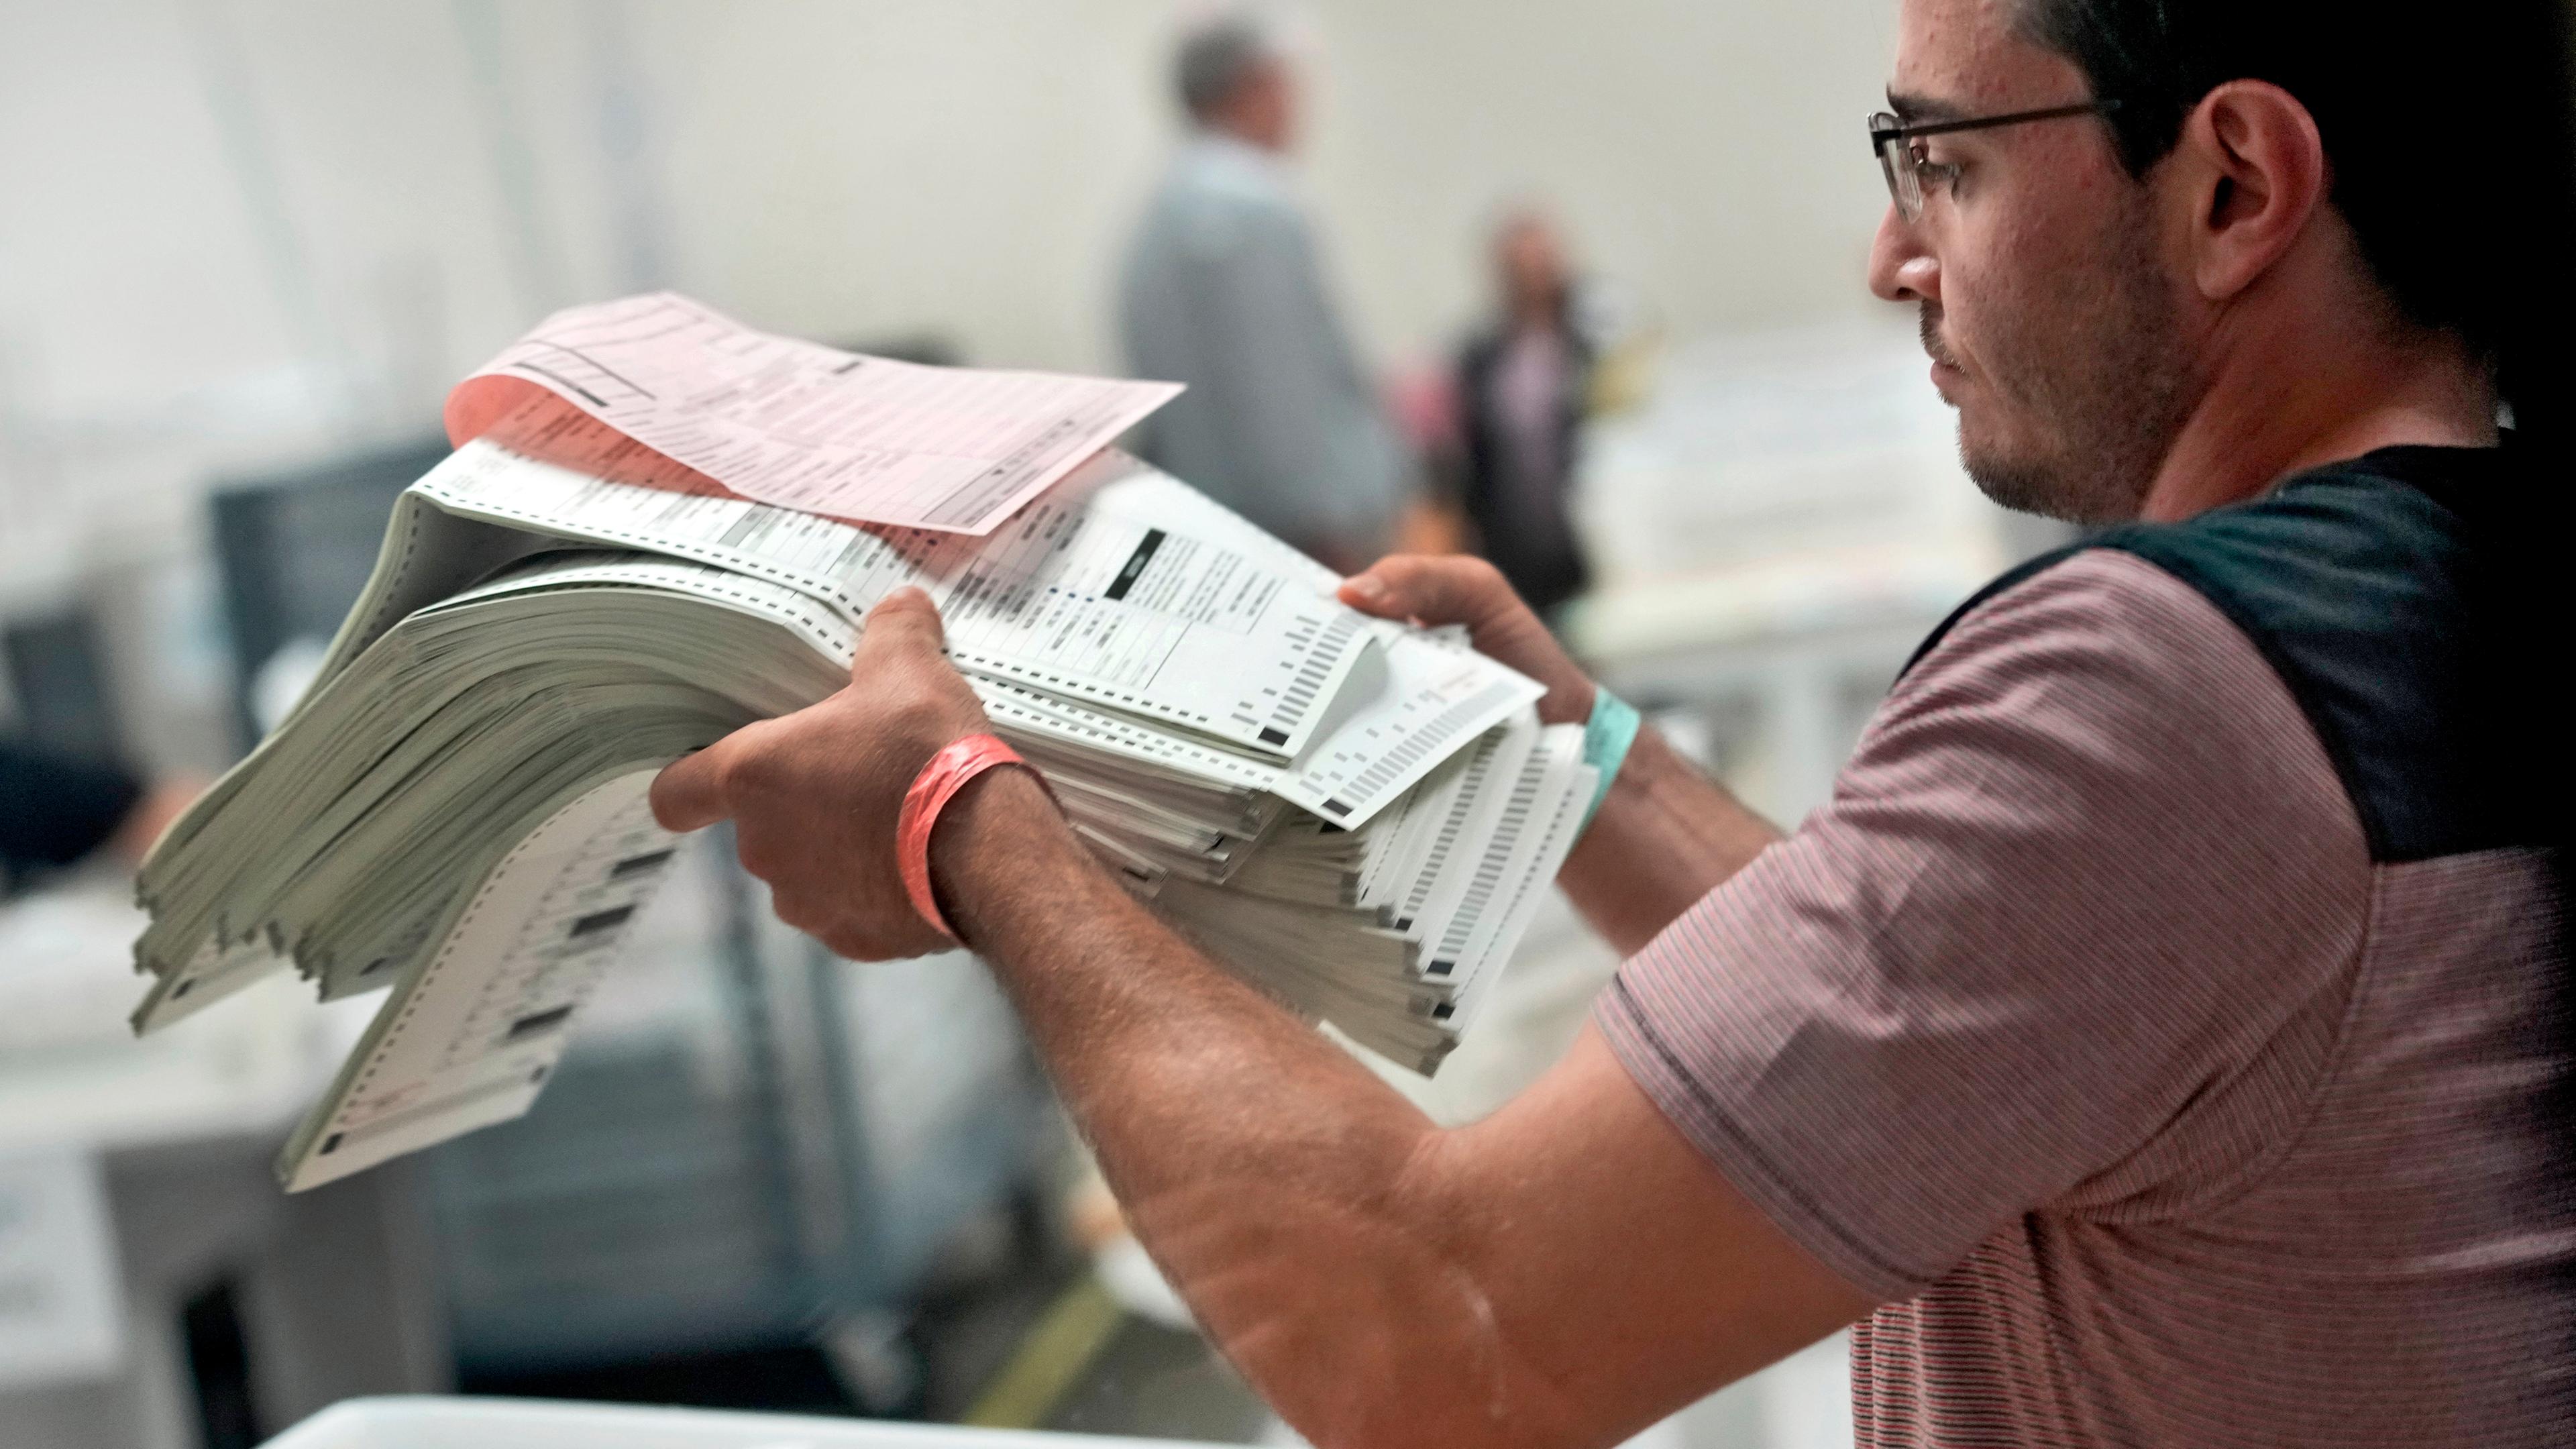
[936, 769, 1587, 1446]
[663, 584, 1859, 1445]
[1559, 726, 1780, 957]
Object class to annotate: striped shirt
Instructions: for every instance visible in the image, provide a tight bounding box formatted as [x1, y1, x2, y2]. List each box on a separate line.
[1599, 446, 2575, 1445]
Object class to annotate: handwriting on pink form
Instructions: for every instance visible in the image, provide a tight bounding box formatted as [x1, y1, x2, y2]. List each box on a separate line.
[445, 292, 1183, 536]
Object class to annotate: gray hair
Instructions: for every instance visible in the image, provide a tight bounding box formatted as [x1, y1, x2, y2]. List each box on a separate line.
[1173, 11, 1279, 119]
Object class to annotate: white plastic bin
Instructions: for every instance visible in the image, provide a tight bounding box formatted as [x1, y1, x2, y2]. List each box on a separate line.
[260, 1397, 1236, 1449]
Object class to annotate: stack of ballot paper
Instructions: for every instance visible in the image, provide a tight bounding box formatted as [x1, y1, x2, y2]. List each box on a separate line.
[130, 294, 1596, 1192]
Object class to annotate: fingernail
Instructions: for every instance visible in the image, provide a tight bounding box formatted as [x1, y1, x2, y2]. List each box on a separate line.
[1343, 574, 1387, 603]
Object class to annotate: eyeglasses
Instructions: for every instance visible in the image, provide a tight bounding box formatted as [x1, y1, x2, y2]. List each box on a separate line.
[1868, 99, 2122, 219]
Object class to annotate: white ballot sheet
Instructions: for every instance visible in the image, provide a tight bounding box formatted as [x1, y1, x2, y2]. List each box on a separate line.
[1422, 727, 1591, 989]
[279, 772, 676, 1192]
[1267, 631, 1538, 825]
[417, 441, 1381, 759]
[448, 551, 1291, 796]
[1073, 455, 1545, 822]
[445, 292, 1181, 534]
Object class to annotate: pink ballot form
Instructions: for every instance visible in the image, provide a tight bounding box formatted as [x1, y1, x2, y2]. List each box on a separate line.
[445, 292, 1184, 534]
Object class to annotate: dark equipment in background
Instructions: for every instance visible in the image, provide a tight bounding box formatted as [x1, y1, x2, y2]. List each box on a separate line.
[3, 608, 126, 765]
[209, 439, 452, 753]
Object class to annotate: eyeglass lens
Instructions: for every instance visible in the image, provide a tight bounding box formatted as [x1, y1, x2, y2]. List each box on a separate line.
[1870, 114, 1919, 219]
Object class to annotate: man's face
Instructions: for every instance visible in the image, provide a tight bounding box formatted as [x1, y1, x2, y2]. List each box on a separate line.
[1868, 0, 2196, 524]
[1497, 217, 1570, 319]
[1230, 59, 1299, 154]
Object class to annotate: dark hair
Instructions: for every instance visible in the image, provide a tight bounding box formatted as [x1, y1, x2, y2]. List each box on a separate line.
[2012, 0, 2576, 451]
[1174, 13, 1279, 121]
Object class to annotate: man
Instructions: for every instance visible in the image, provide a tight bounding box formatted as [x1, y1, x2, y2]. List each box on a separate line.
[657, 0, 2575, 1442]
[1445, 209, 1596, 616]
[1118, 10, 1411, 573]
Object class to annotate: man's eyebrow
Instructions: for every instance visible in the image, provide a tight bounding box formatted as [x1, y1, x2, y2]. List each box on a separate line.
[1885, 89, 1970, 124]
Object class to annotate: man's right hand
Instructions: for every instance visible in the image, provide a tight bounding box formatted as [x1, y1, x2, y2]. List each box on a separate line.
[1338, 555, 1595, 726]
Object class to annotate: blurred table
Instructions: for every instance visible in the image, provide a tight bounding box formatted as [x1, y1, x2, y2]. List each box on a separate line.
[1562, 319, 2099, 830]
[262, 1395, 1236, 1448]
[1563, 537, 2002, 827]
[1563, 323, 2031, 827]
[0, 883, 446, 1449]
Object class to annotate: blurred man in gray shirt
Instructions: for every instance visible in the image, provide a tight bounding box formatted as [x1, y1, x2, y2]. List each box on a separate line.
[1118, 11, 1409, 572]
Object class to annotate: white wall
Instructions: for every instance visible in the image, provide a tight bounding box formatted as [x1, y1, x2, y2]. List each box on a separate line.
[643, 0, 1900, 369]
[0, 0, 1903, 446]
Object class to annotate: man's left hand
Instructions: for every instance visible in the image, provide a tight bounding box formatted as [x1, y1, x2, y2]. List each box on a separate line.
[649, 586, 991, 961]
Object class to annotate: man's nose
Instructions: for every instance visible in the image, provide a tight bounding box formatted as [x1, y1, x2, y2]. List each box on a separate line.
[1868, 206, 1939, 305]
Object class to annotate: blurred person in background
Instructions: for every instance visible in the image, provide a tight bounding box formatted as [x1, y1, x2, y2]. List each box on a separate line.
[0, 737, 193, 888]
[1118, 7, 1411, 574]
[1442, 208, 1597, 616]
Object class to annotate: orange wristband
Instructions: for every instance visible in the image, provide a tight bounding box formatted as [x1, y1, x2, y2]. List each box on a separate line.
[897, 734, 1039, 941]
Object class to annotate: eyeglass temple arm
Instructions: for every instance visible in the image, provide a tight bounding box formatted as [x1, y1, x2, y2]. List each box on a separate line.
[1870, 98, 2121, 144]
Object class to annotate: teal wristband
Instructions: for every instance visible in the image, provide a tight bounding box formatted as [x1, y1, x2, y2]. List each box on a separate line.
[1578, 688, 1640, 833]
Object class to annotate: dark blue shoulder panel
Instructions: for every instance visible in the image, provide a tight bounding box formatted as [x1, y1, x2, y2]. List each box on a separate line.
[1902, 468, 2538, 863]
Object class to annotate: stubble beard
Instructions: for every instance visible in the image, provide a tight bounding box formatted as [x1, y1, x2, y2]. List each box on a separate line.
[1938, 203, 2192, 527]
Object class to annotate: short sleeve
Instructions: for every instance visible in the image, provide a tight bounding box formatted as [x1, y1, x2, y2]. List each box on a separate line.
[1595, 549, 2373, 1300]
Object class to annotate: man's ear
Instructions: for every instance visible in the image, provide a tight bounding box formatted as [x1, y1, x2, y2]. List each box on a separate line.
[2171, 80, 2329, 303]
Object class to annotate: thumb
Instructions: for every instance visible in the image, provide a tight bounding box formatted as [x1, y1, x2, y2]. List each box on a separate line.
[1338, 555, 1512, 629]
[856, 586, 947, 676]
[651, 741, 736, 832]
